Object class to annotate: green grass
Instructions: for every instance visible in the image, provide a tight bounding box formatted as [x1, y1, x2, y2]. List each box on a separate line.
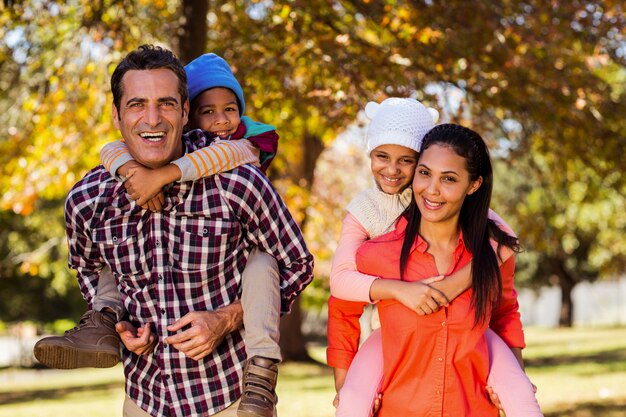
[0, 367, 124, 417]
[0, 327, 625, 416]
[523, 327, 626, 417]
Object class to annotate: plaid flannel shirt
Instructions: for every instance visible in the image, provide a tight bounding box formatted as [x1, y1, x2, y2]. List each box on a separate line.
[65, 131, 313, 416]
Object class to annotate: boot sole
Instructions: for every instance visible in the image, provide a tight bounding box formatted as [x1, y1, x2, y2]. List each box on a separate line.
[237, 403, 276, 417]
[237, 409, 275, 417]
[34, 344, 120, 369]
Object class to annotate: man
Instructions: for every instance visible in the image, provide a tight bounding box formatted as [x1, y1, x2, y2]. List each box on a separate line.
[54, 45, 313, 416]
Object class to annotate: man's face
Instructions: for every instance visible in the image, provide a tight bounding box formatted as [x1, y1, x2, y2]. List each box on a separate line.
[112, 69, 189, 169]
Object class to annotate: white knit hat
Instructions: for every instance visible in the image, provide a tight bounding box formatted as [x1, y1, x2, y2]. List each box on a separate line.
[365, 97, 439, 153]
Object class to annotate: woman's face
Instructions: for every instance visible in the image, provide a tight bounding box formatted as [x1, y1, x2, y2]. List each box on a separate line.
[412, 144, 482, 225]
[370, 144, 419, 195]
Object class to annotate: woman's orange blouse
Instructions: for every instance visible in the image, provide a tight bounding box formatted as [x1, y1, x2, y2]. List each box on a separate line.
[353, 217, 525, 417]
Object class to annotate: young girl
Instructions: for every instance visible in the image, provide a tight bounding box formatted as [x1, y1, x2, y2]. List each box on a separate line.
[327, 99, 542, 416]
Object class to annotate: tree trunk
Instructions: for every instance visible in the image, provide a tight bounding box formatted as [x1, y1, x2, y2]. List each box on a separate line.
[175, 0, 208, 64]
[279, 300, 314, 362]
[556, 260, 576, 327]
[279, 131, 325, 362]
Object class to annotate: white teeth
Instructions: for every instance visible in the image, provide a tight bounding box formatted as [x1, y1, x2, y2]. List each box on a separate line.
[382, 176, 400, 182]
[425, 199, 443, 207]
[140, 132, 165, 142]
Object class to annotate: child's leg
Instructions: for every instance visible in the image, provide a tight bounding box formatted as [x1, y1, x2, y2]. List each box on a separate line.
[238, 249, 280, 417]
[240, 249, 281, 361]
[485, 328, 543, 417]
[336, 328, 384, 417]
[93, 265, 126, 320]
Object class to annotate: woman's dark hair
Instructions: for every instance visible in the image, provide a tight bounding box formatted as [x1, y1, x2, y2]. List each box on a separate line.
[399, 123, 520, 325]
[110, 44, 188, 117]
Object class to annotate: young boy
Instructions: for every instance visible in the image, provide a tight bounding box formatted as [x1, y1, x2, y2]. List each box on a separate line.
[35, 53, 283, 417]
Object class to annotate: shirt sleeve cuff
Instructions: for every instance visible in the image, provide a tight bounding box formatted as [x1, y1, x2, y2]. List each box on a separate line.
[109, 153, 134, 181]
[326, 347, 356, 369]
[171, 156, 197, 182]
[495, 329, 526, 349]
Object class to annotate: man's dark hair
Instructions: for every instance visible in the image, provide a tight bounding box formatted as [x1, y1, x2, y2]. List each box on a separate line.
[111, 44, 188, 116]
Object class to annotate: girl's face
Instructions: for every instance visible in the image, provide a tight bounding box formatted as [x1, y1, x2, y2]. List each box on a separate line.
[370, 144, 419, 195]
[189, 87, 241, 138]
[412, 144, 482, 225]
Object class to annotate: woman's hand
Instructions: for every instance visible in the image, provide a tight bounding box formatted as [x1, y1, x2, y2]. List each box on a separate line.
[332, 367, 348, 409]
[372, 392, 382, 415]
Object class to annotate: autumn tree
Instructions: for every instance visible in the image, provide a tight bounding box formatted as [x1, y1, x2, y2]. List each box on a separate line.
[1, 0, 623, 355]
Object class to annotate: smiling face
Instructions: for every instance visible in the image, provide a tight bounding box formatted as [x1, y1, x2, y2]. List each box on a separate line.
[412, 144, 482, 226]
[370, 144, 419, 195]
[112, 69, 188, 169]
[189, 87, 241, 138]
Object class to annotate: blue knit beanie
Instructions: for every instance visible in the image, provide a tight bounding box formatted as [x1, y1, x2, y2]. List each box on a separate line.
[185, 53, 245, 115]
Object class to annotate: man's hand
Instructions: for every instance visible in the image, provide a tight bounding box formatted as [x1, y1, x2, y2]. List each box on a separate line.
[115, 321, 157, 355]
[164, 304, 243, 361]
[394, 279, 449, 315]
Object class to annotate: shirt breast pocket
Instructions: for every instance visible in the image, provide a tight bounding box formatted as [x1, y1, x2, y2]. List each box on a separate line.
[92, 221, 143, 277]
[174, 217, 239, 271]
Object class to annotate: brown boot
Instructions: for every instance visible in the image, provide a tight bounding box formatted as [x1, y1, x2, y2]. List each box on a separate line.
[237, 356, 278, 417]
[33, 310, 121, 369]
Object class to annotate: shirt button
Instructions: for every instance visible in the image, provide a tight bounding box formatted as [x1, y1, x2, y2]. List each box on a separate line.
[112, 236, 118, 242]
[202, 228, 208, 234]
[161, 308, 166, 314]
[155, 240, 161, 247]
[158, 275, 163, 281]
[438, 357, 443, 362]
[441, 321, 446, 326]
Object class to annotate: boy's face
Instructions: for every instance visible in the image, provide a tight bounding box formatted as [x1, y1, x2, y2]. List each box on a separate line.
[189, 87, 241, 138]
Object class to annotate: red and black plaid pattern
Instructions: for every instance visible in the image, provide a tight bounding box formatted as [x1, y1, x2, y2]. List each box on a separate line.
[65, 134, 313, 416]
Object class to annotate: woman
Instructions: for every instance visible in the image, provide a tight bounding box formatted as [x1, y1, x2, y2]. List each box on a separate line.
[357, 123, 526, 416]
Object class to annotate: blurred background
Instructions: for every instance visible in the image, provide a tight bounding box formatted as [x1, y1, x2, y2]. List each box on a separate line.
[0, 0, 625, 416]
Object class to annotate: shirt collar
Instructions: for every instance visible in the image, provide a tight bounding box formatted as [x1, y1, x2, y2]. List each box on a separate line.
[395, 216, 468, 255]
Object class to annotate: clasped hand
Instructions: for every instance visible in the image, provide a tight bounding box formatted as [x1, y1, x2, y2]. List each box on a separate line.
[119, 161, 165, 212]
[116, 310, 232, 360]
[395, 276, 450, 315]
